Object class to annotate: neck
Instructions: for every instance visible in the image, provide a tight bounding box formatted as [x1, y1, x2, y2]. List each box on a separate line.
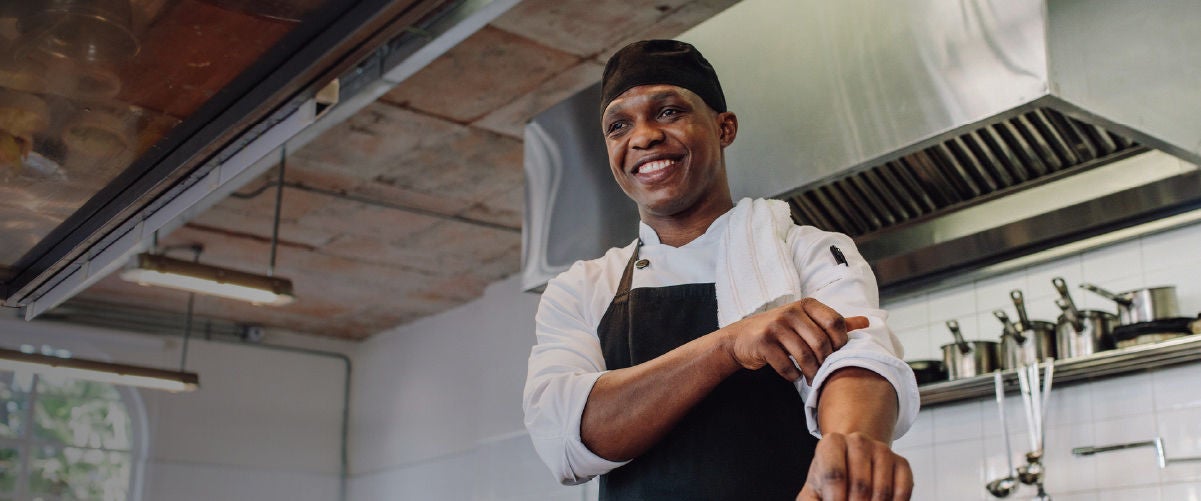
[642, 195, 734, 247]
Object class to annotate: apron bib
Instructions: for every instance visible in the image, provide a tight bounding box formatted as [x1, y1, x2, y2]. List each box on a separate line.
[597, 245, 817, 501]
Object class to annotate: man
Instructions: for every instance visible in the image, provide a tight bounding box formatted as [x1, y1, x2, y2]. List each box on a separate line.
[523, 40, 919, 500]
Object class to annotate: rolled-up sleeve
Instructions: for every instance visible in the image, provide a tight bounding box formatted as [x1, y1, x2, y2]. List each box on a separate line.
[522, 264, 629, 485]
[787, 227, 920, 441]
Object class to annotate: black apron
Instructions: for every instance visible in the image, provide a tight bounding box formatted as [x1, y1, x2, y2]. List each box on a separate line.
[597, 244, 818, 501]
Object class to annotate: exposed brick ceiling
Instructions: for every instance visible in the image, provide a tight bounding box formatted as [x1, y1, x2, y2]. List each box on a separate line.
[78, 0, 739, 340]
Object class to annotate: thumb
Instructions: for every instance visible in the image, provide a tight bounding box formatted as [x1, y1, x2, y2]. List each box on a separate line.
[846, 315, 870, 331]
[795, 484, 821, 501]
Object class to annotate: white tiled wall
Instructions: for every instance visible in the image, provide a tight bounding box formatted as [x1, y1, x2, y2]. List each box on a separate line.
[886, 221, 1201, 500]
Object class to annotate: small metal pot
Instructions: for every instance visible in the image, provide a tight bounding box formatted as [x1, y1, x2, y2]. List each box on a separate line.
[1055, 309, 1117, 359]
[996, 289, 1057, 368]
[941, 320, 1001, 380]
[1053, 277, 1117, 358]
[1002, 320, 1057, 368]
[1080, 283, 1179, 325]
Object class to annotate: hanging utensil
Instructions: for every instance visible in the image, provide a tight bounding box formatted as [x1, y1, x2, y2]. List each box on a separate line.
[1016, 367, 1038, 452]
[1029, 363, 1043, 450]
[1041, 358, 1054, 445]
[986, 371, 1018, 498]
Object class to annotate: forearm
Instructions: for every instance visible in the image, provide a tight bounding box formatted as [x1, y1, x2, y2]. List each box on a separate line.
[581, 330, 740, 461]
[816, 367, 899, 443]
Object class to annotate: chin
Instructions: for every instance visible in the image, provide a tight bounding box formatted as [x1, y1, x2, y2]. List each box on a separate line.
[638, 194, 696, 218]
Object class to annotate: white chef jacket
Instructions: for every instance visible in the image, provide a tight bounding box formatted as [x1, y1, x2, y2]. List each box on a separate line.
[523, 210, 920, 485]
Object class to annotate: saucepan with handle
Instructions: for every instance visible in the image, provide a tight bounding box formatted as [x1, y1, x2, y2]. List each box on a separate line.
[996, 290, 1056, 369]
[1079, 283, 1179, 325]
[940, 320, 1000, 380]
[1053, 277, 1117, 359]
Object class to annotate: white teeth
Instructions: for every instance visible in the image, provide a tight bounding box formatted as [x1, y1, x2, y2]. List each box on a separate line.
[638, 159, 673, 174]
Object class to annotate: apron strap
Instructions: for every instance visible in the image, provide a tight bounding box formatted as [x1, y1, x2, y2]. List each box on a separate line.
[612, 240, 641, 305]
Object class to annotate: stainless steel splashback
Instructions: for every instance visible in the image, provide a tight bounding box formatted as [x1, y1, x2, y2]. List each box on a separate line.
[521, 0, 1201, 293]
[521, 83, 639, 291]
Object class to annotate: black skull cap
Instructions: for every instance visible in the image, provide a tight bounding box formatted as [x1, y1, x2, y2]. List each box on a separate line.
[600, 40, 727, 115]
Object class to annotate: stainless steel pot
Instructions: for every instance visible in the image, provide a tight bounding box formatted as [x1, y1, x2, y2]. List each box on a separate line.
[1053, 277, 1117, 358]
[995, 290, 1057, 368]
[1055, 308, 1118, 358]
[1001, 320, 1056, 368]
[1080, 283, 1179, 325]
[940, 320, 1000, 380]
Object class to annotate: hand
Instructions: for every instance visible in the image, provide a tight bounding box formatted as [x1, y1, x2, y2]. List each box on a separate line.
[719, 298, 868, 382]
[796, 432, 913, 501]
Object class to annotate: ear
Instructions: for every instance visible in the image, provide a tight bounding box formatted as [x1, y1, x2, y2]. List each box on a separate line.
[717, 111, 738, 147]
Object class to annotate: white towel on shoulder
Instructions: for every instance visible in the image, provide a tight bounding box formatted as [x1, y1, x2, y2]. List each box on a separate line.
[715, 197, 802, 328]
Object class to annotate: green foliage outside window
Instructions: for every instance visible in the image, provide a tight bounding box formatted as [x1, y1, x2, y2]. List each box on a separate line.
[0, 370, 133, 501]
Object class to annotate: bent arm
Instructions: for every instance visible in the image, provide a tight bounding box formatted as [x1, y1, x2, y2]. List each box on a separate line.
[789, 227, 919, 439]
[584, 302, 870, 461]
[580, 331, 740, 461]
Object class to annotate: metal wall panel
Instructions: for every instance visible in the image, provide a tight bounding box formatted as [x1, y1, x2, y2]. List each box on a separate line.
[680, 0, 1049, 199]
[1047, 0, 1201, 165]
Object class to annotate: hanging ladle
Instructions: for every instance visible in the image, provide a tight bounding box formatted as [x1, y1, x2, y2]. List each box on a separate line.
[986, 371, 1018, 498]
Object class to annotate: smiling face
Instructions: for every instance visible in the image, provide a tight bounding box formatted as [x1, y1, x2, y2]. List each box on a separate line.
[601, 84, 738, 224]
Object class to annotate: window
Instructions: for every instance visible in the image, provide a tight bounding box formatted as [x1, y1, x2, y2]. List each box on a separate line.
[0, 368, 136, 501]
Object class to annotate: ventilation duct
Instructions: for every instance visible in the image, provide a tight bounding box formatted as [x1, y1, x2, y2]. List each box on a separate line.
[522, 0, 1201, 294]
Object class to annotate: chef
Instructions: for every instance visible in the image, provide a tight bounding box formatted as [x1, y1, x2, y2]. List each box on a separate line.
[523, 40, 919, 500]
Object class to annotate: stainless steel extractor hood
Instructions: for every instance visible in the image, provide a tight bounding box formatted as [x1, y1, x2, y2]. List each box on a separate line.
[522, 0, 1201, 294]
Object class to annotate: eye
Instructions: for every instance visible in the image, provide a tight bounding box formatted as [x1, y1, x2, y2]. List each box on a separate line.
[605, 120, 628, 136]
[659, 108, 679, 118]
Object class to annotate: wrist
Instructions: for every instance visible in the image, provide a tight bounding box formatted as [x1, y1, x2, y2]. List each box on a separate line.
[705, 327, 742, 376]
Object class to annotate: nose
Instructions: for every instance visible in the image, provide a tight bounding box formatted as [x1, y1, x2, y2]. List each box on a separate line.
[628, 119, 664, 150]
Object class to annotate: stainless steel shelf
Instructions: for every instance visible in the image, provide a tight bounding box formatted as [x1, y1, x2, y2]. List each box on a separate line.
[919, 334, 1201, 406]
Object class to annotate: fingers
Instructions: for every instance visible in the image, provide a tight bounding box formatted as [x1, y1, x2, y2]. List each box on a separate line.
[800, 299, 853, 350]
[796, 485, 820, 501]
[724, 299, 870, 381]
[845, 315, 870, 331]
[869, 443, 894, 501]
[774, 320, 820, 380]
[763, 345, 803, 381]
[801, 433, 914, 501]
[845, 434, 874, 501]
[811, 433, 849, 501]
[786, 308, 835, 366]
[892, 456, 913, 501]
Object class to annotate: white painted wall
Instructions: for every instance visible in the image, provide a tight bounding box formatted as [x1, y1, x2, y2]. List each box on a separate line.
[348, 275, 593, 500]
[0, 318, 350, 501]
[886, 219, 1201, 500]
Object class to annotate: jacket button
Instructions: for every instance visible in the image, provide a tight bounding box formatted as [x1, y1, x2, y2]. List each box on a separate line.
[635, 259, 650, 269]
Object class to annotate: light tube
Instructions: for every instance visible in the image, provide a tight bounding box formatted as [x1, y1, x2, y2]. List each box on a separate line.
[0, 348, 198, 392]
[119, 254, 294, 306]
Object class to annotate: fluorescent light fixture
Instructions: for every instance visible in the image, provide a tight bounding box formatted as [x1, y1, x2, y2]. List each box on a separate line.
[0, 347, 199, 392]
[120, 253, 295, 305]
